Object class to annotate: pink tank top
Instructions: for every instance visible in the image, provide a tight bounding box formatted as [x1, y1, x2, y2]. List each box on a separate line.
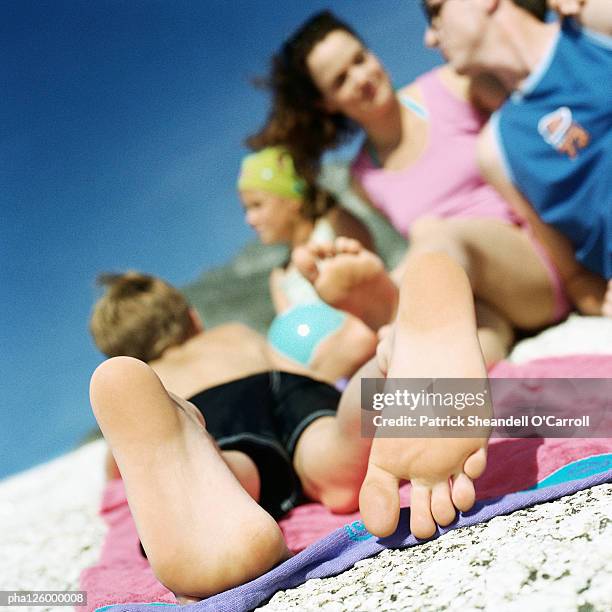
[351, 68, 519, 237]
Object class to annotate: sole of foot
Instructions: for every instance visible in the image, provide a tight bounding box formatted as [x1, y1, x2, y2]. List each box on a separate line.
[293, 238, 398, 330]
[359, 252, 490, 539]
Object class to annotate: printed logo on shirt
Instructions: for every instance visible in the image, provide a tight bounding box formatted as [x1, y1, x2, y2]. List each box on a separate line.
[537, 106, 590, 159]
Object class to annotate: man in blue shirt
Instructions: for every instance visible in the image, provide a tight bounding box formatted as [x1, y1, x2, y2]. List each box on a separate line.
[422, 0, 611, 315]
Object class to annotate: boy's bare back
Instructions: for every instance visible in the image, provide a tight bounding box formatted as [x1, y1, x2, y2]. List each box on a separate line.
[150, 322, 312, 399]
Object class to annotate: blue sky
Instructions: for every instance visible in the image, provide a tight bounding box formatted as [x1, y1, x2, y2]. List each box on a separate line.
[1, 1, 441, 478]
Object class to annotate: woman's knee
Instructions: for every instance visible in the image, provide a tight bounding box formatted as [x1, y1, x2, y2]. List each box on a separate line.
[410, 218, 471, 266]
[410, 216, 447, 241]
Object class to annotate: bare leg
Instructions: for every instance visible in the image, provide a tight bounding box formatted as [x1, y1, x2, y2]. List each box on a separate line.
[90, 356, 288, 598]
[292, 358, 384, 513]
[359, 252, 489, 539]
[294, 237, 512, 365]
[297, 216, 559, 332]
[309, 315, 378, 382]
[407, 217, 559, 329]
[474, 300, 514, 367]
[292, 238, 398, 330]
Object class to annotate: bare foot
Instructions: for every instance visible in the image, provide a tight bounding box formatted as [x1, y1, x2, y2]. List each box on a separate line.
[359, 253, 490, 540]
[292, 237, 398, 330]
[90, 356, 289, 598]
[603, 280, 612, 317]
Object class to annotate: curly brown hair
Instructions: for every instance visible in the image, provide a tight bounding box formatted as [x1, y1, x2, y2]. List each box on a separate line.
[247, 11, 362, 185]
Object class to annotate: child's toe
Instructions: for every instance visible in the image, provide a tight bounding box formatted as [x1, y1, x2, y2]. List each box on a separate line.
[463, 447, 487, 479]
[335, 237, 362, 253]
[410, 484, 437, 539]
[451, 472, 476, 512]
[431, 481, 456, 526]
[359, 465, 400, 538]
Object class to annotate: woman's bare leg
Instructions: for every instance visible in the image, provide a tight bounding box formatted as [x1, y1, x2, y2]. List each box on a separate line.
[474, 300, 514, 367]
[408, 217, 560, 329]
[90, 356, 288, 599]
[294, 218, 555, 329]
[294, 238, 513, 365]
[297, 216, 560, 332]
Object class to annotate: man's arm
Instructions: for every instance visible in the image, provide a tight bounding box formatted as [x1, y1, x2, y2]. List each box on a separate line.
[478, 121, 607, 315]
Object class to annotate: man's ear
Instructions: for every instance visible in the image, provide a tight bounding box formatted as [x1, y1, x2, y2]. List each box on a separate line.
[188, 308, 204, 333]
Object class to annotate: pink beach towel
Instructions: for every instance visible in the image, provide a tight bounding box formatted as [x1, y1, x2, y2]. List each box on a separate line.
[80, 354, 612, 611]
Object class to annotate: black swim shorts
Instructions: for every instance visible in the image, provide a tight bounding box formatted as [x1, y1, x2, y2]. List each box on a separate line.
[188, 371, 340, 519]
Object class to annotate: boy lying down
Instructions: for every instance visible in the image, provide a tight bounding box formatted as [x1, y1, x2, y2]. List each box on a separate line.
[89, 252, 489, 599]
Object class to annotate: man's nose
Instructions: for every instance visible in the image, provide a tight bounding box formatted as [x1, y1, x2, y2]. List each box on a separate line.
[424, 26, 439, 48]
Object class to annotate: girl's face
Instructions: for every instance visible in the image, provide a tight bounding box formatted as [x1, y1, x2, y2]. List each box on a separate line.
[241, 189, 302, 245]
[306, 29, 395, 123]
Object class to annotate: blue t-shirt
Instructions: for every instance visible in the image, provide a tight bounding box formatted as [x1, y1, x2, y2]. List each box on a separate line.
[492, 19, 612, 278]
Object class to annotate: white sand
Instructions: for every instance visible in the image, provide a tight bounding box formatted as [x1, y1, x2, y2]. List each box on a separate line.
[0, 441, 107, 612]
[1, 315, 611, 612]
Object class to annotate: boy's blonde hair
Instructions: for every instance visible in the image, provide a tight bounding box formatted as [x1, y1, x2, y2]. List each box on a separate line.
[90, 272, 195, 362]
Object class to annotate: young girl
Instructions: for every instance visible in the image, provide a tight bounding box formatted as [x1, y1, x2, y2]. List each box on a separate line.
[248, 11, 607, 364]
[238, 146, 377, 382]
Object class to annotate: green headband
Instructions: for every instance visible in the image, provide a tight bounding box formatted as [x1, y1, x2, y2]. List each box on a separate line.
[238, 146, 306, 200]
